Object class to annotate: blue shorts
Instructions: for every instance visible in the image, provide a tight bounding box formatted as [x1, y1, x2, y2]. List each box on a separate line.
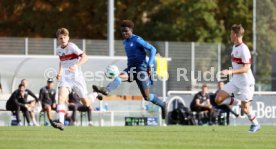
[123, 67, 150, 90]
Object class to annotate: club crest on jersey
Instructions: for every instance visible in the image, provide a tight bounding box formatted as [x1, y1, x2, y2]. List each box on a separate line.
[130, 43, 134, 47]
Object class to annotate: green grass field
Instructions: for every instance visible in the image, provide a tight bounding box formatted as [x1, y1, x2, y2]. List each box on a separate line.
[0, 126, 275, 149]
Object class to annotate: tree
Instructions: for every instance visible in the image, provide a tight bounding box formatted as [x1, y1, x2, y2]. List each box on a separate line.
[4, 0, 274, 87]
[255, 0, 276, 85]
[0, 0, 108, 38]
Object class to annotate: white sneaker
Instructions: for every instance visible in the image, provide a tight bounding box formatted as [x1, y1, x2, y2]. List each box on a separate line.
[32, 120, 40, 126]
[248, 124, 261, 133]
[88, 121, 94, 126]
[33, 122, 40, 126]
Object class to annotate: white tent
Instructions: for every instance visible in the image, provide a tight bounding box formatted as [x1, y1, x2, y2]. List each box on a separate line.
[0, 55, 142, 95]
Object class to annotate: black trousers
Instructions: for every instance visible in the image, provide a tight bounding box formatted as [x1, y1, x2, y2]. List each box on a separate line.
[68, 103, 92, 122]
[191, 106, 213, 124]
[7, 104, 31, 124]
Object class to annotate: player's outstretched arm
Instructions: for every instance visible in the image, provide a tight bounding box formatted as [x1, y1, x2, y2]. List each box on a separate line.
[76, 52, 88, 66]
[69, 52, 88, 73]
[56, 62, 62, 80]
[231, 63, 251, 74]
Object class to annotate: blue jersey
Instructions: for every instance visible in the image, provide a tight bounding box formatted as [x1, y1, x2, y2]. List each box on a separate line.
[123, 34, 156, 71]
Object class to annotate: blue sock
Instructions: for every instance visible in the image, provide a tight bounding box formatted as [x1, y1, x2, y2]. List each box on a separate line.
[106, 77, 122, 92]
[149, 94, 164, 108]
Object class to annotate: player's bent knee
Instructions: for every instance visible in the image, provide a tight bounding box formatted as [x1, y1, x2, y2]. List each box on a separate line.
[215, 96, 223, 105]
[215, 91, 228, 105]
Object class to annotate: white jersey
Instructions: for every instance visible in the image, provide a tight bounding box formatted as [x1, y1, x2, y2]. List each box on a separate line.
[56, 42, 83, 69]
[230, 43, 255, 85]
[56, 42, 88, 98]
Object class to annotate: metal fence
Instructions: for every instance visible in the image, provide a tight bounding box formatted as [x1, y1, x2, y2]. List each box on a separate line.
[0, 37, 221, 91]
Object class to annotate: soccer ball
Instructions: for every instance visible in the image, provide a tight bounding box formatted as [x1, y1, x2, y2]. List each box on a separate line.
[105, 65, 120, 79]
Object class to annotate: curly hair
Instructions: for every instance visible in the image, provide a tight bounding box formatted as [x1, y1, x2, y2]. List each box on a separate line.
[121, 20, 134, 29]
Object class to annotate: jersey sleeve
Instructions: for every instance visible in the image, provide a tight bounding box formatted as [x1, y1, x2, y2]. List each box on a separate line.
[70, 43, 84, 56]
[135, 37, 156, 66]
[241, 45, 252, 64]
[27, 89, 38, 102]
[193, 93, 200, 101]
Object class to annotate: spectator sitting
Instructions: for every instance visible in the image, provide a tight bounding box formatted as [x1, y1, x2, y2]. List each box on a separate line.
[190, 84, 214, 125]
[20, 79, 39, 126]
[6, 84, 33, 126]
[68, 89, 93, 126]
[39, 78, 57, 126]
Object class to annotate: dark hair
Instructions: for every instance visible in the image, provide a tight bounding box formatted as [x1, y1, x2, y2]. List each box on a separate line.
[121, 20, 134, 29]
[18, 84, 25, 89]
[231, 24, 244, 37]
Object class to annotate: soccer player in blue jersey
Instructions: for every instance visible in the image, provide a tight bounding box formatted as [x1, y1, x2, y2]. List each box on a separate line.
[93, 20, 166, 119]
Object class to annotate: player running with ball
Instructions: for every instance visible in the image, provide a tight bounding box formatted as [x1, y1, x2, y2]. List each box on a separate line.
[53, 28, 99, 130]
[215, 24, 260, 133]
[93, 20, 167, 119]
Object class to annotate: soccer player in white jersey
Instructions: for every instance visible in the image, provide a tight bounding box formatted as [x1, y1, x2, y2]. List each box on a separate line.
[53, 28, 93, 130]
[215, 24, 260, 132]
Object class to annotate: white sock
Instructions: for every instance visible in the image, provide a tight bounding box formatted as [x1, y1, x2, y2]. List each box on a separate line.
[57, 104, 66, 124]
[247, 113, 259, 125]
[221, 97, 241, 106]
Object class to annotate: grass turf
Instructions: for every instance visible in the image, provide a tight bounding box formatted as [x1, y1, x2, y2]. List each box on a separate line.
[0, 126, 275, 149]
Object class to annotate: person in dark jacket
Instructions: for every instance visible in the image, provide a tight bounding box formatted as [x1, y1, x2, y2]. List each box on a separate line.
[6, 84, 33, 125]
[190, 84, 214, 125]
[39, 78, 57, 126]
[20, 79, 39, 126]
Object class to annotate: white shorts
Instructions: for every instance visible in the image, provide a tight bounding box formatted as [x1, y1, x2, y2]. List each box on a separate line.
[223, 81, 255, 102]
[59, 69, 88, 99]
